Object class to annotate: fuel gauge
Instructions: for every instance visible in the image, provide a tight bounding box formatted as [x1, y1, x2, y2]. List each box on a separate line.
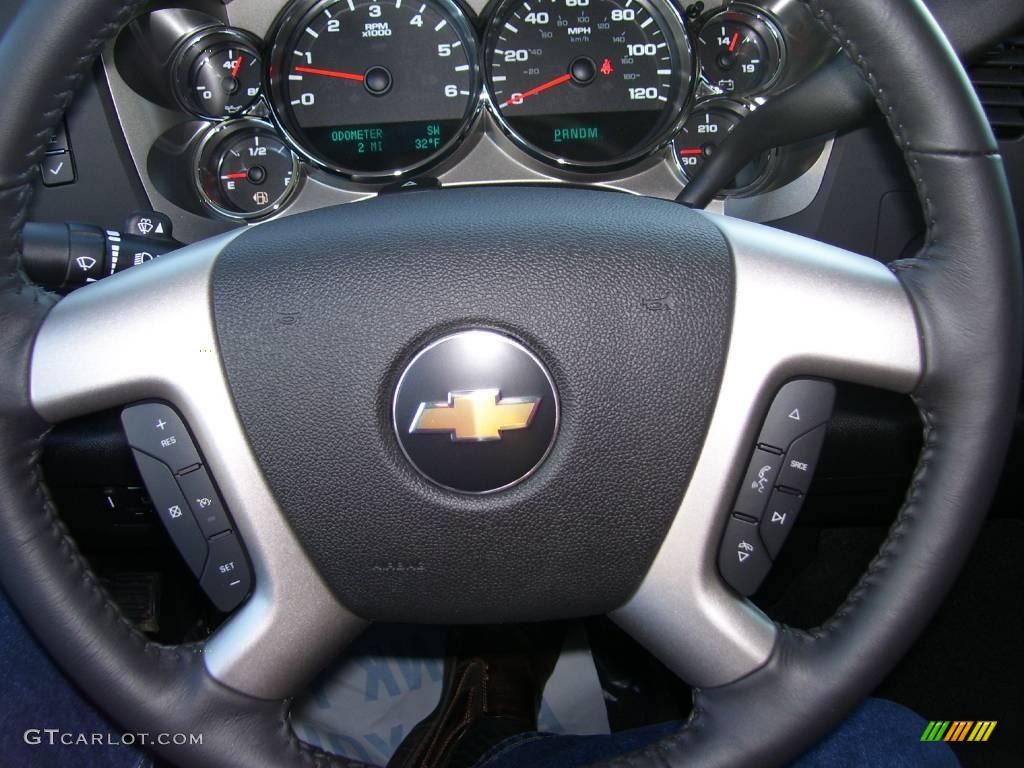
[195, 120, 301, 220]
[697, 8, 784, 96]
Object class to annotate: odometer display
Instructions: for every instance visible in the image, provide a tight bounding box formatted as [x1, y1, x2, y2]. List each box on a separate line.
[484, 0, 691, 168]
[269, 0, 479, 178]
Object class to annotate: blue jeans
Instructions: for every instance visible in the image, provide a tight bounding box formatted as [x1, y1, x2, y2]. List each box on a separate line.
[472, 699, 959, 768]
[1, 589, 958, 768]
[0, 592, 146, 768]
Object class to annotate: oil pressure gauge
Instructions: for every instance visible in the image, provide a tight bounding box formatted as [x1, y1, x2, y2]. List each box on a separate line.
[173, 28, 264, 119]
[195, 120, 301, 220]
[697, 7, 784, 96]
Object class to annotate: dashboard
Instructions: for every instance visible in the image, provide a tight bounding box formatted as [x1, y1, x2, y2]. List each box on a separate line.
[6, 0, 1024, 747]
[102, 0, 836, 242]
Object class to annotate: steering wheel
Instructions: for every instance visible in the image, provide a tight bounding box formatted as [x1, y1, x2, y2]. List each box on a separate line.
[1, 0, 1020, 765]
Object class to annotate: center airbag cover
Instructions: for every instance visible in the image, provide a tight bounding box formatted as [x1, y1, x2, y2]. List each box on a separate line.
[212, 187, 732, 622]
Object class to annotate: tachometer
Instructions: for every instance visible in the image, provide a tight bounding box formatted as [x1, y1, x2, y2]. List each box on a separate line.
[268, 0, 480, 179]
[484, 0, 691, 169]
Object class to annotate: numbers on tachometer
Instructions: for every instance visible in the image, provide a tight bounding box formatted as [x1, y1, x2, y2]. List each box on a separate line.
[268, 0, 480, 178]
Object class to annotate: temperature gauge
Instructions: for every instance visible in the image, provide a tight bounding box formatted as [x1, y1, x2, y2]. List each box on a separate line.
[673, 103, 772, 194]
[174, 29, 264, 119]
[195, 120, 301, 220]
[697, 8, 783, 96]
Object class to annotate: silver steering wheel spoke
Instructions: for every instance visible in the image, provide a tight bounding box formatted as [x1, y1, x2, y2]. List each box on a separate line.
[30, 233, 366, 700]
[611, 212, 922, 688]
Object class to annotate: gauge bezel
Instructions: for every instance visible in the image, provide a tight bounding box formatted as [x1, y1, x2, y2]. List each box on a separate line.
[172, 27, 265, 121]
[265, 0, 484, 182]
[696, 5, 786, 98]
[482, 0, 694, 173]
[193, 118, 303, 221]
[671, 99, 777, 197]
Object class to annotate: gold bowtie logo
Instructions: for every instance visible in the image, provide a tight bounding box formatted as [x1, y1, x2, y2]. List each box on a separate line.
[409, 389, 541, 442]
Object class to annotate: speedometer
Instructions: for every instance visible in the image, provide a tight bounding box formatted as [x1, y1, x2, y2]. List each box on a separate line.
[268, 0, 480, 179]
[484, 0, 691, 169]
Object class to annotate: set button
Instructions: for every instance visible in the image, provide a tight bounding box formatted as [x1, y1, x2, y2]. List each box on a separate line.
[201, 533, 252, 613]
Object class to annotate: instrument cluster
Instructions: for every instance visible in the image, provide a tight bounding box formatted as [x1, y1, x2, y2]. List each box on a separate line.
[111, 0, 834, 224]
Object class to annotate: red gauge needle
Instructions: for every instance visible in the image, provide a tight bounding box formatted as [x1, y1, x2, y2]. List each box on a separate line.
[221, 172, 248, 180]
[728, 32, 740, 52]
[231, 56, 243, 78]
[502, 73, 573, 107]
[293, 65, 365, 81]
[678, 149, 704, 156]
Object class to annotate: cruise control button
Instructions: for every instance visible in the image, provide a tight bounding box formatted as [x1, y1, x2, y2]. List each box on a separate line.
[759, 489, 804, 559]
[734, 448, 782, 519]
[177, 467, 230, 537]
[131, 450, 207, 576]
[778, 425, 827, 493]
[121, 403, 201, 473]
[758, 379, 835, 451]
[201, 532, 251, 612]
[718, 515, 772, 596]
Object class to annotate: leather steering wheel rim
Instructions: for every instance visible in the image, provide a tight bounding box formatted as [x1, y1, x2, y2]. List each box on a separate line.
[0, 1, 1020, 767]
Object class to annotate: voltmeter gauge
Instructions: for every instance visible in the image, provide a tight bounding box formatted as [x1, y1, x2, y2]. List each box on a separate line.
[195, 120, 301, 220]
[697, 8, 783, 96]
[173, 28, 264, 120]
[673, 103, 772, 194]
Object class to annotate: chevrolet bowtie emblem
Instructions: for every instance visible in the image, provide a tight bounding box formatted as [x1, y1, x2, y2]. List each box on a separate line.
[409, 389, 542, 442]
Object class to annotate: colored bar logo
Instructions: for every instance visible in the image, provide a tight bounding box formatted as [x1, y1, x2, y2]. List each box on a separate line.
[921, 721, 997, 742]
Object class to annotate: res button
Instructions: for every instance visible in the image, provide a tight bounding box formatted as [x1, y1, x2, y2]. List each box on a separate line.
[121, 403, 201, 473]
